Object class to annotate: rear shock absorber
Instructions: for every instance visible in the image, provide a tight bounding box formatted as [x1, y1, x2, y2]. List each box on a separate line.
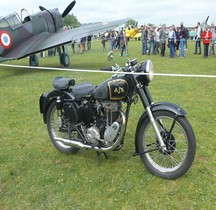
[56, 97, 62, 128]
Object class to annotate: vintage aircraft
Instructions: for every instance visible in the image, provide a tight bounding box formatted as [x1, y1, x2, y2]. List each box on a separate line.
[0, 1, 128, 66]
[125, 21, 141, 41]
[126, 26, 141, 40]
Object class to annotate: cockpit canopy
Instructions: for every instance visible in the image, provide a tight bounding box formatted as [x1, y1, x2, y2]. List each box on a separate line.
[0, 13, 22, 30]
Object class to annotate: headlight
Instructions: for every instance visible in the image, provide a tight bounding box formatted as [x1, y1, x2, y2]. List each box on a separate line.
[145, 60, 154, 81]
[138, 60, 154, 82]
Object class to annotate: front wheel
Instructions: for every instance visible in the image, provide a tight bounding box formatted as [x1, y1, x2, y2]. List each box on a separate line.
[136, 110, 196, 179]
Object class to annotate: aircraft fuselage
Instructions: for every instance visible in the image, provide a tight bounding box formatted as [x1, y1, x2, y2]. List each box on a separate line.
[0, 9, 63, 57]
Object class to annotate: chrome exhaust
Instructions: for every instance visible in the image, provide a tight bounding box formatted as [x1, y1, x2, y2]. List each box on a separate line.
[54, 110, 126, 152]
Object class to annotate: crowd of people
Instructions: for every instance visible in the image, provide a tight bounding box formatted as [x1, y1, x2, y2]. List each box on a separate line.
[44, 21, 216, 61]
[140, 21, 216, 59]
[101, 21, 216, 59]
[101, 29, 128, 56]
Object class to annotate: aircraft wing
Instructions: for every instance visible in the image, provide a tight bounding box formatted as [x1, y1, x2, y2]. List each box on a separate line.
[33, 18, 128, 53]
[0, 18, 128, 62]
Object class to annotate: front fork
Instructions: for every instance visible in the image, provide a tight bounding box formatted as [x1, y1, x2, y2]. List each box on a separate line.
[136, 84, 167, 152]
[145, 106, 167, 152]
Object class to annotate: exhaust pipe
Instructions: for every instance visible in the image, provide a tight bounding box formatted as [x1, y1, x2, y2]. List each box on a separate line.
[54, 111, 126, 152]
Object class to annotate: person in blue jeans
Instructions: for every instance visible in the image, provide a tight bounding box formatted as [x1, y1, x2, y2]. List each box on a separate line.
[194, 22, 202, 54]
[119, 31, 128, 57]
[147, 26, 155, 55]
[168, 25, 176, 58]
[179, 22, 188, 58]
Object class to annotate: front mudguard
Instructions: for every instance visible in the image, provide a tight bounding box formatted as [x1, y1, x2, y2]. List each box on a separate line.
[39, 89, 74, 124]
[135, 102, 187, 151]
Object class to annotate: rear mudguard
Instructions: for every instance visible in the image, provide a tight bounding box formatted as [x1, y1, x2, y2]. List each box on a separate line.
[135, 102, 187, 151]
[39, 89, 74, 124]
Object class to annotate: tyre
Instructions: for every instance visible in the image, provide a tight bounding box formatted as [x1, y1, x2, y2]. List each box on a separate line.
[136, 110, 196, 179]
[60, 52, 70, 67]
[46, 101, 80, 154]
[29, 54, 39, 66]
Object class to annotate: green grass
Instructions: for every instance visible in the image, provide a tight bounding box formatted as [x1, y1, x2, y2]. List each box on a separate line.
[0, 39, 216, 209]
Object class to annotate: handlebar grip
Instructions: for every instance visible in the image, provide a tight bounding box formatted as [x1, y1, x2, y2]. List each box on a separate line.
[100, 67, 112, 71]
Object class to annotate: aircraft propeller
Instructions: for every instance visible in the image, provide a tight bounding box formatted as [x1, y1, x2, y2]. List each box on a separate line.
[62, 1, 76, 18]
[39, 6, 47, 11]
[205, 16, 209, 24]
[39, 1, 76, 18]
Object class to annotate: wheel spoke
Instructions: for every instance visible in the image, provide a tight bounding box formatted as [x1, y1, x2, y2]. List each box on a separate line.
[138, 110, 196, 179]
[143, 114, 189, 172]
[48, 104, 73, 149]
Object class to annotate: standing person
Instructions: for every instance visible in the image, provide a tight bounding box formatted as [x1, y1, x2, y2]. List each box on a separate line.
[202, 25, 212, 58]
[109, 31, 115, 51]
[115, 31, 121, 50]
[87, 35, 92, 51]
[168, 25, 176, 58]
[119, 30, 128, 57]
[179, 22, 188, 58]
[155, 27, 160, 54]
[194, 22, 202, 54]
[159, 24, 166, 57]
[71, 41, 75, 54]
[80, 37, 86, 54]
[174, 27, 180, 56]
[210, 21, 216, 55]
[141, 25, 148, 54]
[185, 30, 189, 50]
[101, 35, 106, 52]
[147, 26, 155, 55]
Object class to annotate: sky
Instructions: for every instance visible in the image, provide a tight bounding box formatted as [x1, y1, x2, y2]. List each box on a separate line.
[0, 0, 215, 27]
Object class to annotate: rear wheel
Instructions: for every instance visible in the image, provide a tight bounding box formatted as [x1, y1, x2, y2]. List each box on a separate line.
[46, 101, 80, 154]
[136, 110, 196, 179]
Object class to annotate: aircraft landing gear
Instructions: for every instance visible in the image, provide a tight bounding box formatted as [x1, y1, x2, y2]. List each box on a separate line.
[29, 54, 39, 66]
[60, 52, 70, 67]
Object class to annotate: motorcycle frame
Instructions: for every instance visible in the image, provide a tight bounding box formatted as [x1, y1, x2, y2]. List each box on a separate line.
[39, 73, 187, 153]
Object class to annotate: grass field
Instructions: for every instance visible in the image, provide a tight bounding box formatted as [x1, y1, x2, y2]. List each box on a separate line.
[0, 39, 216, 209]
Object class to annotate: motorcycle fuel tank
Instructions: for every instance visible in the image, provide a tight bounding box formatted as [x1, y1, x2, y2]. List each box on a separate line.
[93, 78, 128, 100]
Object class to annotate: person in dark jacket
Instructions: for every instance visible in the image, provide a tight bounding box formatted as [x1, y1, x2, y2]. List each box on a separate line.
[174, 27, 180, 56]
[141, 25, 148, 54]
[159, 24, 166, 57]
[87, 35, 92, 50]
[179, 22, 188, 58]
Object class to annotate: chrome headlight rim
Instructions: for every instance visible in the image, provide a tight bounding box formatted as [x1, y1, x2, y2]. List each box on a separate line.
[145, 60, 154, 82]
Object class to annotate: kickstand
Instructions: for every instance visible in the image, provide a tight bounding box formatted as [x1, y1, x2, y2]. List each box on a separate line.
[97, 151, 108, 166]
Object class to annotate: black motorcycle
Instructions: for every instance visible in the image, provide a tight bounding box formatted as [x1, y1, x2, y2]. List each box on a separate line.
[39, 52, 196, 179]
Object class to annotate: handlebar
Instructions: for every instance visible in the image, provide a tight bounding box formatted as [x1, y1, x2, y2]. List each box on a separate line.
[100, 66, 124, 72]
[100, 58, 139, 73]
[100, 67, 113, 71]
[100, 65, 134, 73]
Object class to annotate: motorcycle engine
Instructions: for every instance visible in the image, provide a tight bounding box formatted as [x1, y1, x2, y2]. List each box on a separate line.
[86, 126, 100, 145]
[85, 101, 122, 146]
[63, 99, 123, 147]
[104, 122, 120, 142]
